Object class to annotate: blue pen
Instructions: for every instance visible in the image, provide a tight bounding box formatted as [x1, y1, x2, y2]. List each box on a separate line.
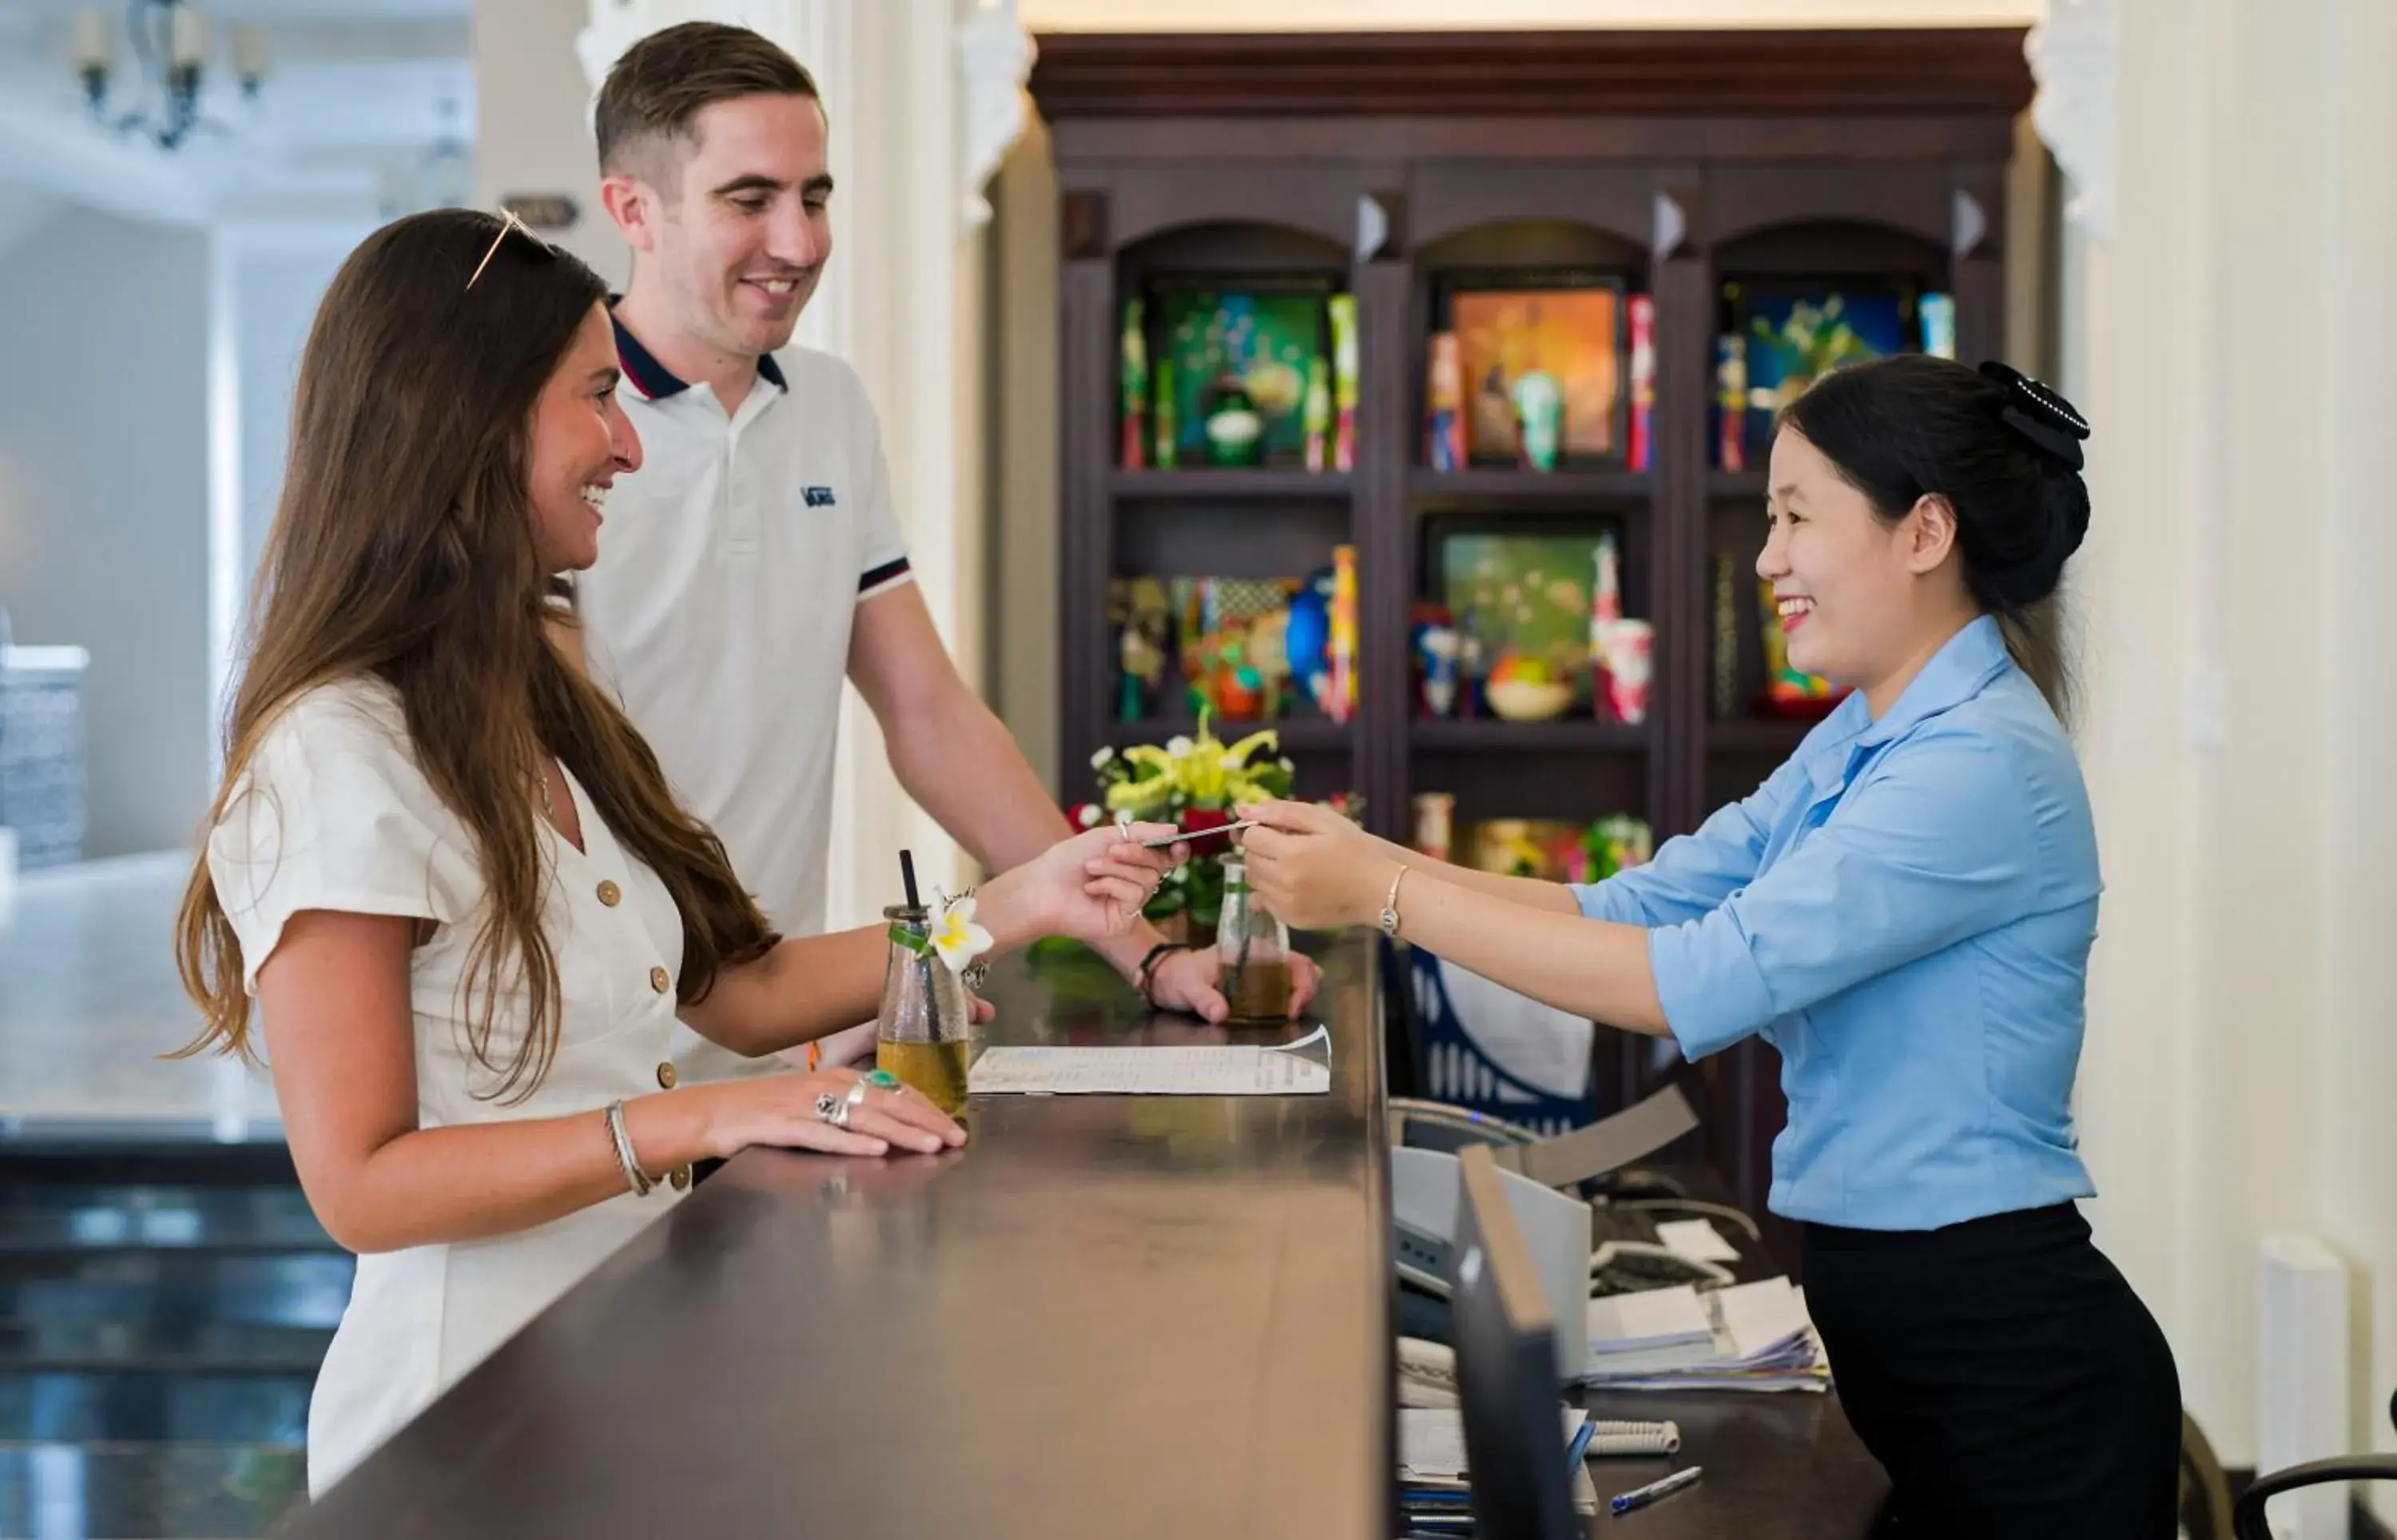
[1609, 1465, 1703, 1515]
[1565, 1416, 1598, 1470]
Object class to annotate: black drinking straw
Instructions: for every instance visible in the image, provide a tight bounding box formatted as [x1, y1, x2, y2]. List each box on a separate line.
[899, 849, 921, 912]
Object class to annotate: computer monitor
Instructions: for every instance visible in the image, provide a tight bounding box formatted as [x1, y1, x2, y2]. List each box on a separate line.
[1452, 1142, 1581, 1540]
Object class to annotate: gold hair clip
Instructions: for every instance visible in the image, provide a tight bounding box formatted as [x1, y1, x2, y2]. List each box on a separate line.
[465, 208, 555, 291]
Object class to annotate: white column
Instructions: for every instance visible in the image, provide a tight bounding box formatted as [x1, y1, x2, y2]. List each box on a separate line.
[2035, 0, 2397, 1497]
[2317, 0, 2397, 1512]
[579, 0, 1029, 927]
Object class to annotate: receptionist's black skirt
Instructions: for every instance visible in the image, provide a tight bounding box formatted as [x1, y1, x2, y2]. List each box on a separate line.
[1801, 1201, 2182, 1540]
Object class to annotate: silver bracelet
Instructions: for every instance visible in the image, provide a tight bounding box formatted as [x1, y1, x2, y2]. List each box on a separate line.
[603, 1099, 653, 1197]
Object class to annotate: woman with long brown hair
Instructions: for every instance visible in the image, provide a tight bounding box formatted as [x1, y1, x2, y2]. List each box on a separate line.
[176, 208, 1176, 1494]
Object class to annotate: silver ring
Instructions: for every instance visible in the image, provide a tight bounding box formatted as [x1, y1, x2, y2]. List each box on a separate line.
[814, 1090, 849, 1129]
[843, 1079, 874, 1109]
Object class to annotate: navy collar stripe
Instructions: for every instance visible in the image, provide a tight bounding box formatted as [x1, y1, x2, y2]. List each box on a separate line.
[610, 312, 686, 399]
[858, 557, 911, 593]
[608, 302, 788, 400]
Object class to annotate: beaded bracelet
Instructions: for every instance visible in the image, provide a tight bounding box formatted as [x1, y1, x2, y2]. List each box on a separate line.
[1135, 939, 1195, 1004]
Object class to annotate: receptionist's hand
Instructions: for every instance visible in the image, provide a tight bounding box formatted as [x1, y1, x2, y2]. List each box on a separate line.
[1237, 800, 1394, 931]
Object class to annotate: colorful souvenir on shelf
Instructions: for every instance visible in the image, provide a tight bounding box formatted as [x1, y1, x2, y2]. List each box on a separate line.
[1509, 368, 1564, 470]
[1425, 331, 1466, 473]
[1722, 279, 1915, 467]
[1326, 545, 1358, 724]
[1711, 554, 1740, 719]
[1438, 530, 1612, 712]
[1410, 602, 1460, 719]
[1109, 575, 1173, 719]
[1411, 792, 1455, 863]
[1465, 819, 1582, 880]
[1119, 298, 1148, 468]
[1202, 378, 1265, 467]
[1144, 284, 1335, 467]
[1114, 575, 1328, 725]
[1919, 292, 1957, 359]
[1302, 355, 1333, 471]
[1448, 282, 1623, 462]
[1588, 531, 1621, 712]
[1328, 294, 1360, 470]
[1283, 568, 1331, 710]
[1441, 812, 1653, 884]
[1485, 653, 1571, 722]
[1597, 619, 1653, 724]
[1626, 294, 1657, 471]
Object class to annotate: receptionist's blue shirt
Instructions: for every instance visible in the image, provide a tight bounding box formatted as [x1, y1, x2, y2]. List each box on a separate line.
[1571, 616, 2101, 1231]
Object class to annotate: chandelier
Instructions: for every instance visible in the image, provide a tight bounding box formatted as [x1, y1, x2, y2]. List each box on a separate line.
[70, 2, 267, 152]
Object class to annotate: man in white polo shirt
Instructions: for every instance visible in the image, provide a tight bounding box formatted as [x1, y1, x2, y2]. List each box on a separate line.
[575, 22, 1316, 1088]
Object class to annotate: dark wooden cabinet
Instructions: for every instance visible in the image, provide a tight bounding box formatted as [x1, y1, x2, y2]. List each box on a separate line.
[1031, 27, 2036, 1265]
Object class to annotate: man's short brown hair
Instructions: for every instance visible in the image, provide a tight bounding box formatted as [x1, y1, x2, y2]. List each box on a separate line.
[595, 22, 818, 185]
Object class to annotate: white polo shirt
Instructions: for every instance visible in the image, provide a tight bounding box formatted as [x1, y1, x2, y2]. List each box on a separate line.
[574, 312, 912, 1085]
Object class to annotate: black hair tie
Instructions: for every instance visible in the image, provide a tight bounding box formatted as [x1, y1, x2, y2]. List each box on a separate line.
[1978, 360, 2090, 472]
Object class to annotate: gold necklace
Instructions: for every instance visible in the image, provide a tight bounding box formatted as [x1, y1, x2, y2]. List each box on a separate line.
[537, 761, 555, 819]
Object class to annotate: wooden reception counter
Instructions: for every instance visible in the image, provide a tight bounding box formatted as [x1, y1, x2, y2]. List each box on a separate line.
[280, 938, 1393, 1539]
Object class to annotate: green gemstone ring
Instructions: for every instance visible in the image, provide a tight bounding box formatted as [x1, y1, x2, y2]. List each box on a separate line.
[863, 1069, 903, 1090]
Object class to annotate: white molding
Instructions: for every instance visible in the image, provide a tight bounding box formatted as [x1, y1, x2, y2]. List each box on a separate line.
[0, 89, 215, 227]
[576, 2, 666, 95]
[2025, 0, 2118, 240]
[956, 1, 1032, 235]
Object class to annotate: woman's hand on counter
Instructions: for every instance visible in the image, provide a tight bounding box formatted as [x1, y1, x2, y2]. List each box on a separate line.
[637, 1066, 968, 1163]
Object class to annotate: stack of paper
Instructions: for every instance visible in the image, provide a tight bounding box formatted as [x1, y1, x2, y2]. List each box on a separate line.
[1582, 1284, 1719, 1378]
[1398, 1407, 1600, 1519]
[967, 1025, 1331, 1097]
[1580, 1278, 1830, 1393]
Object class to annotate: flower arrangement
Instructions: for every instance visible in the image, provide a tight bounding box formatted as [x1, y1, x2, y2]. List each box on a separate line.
[1067, 709, 1359, 942]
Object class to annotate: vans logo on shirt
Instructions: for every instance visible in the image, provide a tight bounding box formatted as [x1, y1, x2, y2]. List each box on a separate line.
[804, 486, 837, 507]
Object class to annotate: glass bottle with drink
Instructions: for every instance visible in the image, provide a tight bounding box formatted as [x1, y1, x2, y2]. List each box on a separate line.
[1215, 855, 1293, 1024]
[875, 901, 972, 1121]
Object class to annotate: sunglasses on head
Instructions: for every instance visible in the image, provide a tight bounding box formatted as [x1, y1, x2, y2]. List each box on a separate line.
[464, 208, 559, 292]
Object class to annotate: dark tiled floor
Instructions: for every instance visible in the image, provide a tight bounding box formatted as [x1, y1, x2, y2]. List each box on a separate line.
[0, 1441, 308, 1538]
[0, 1140, 346, 1537]
[2, 859, 337, 1535]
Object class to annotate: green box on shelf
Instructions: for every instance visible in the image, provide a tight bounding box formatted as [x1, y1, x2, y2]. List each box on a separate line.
[1143, 279, 1334, 467]
[1435, 530, 1612, 689]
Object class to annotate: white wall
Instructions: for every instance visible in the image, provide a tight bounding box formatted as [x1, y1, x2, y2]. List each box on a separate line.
[1021, 0, 2038, 27]
[0, 206, 211, 857]
[226, 228, 368, 615]
[2062, 0, 2397, 1502]
[988, 117, 1059, 796]
[475, 0, 626, 287]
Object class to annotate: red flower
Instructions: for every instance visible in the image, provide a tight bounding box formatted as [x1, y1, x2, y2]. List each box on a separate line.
[1067, 801, 1104, 832]
[1175, 806, 1242, 850]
